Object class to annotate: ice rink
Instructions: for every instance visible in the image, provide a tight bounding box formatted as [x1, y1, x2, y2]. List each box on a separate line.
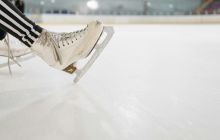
[0, 24, 220, 140]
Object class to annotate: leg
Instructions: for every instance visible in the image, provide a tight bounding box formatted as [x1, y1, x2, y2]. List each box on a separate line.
[0, 0, 42, 47]
[0, 0, 40, 73]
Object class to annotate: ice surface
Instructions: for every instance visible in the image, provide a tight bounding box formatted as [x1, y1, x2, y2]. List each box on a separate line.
[0, 24, 220, 140]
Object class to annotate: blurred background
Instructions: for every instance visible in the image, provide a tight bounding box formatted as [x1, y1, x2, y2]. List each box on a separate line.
[11, 0, 220, 24]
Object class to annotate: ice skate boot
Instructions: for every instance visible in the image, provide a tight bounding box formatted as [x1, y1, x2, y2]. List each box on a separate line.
[31, 21, 103, 69]
[31, 21, 114, 82]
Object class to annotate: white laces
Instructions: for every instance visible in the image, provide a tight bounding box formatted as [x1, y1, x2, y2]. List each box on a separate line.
[4, 35, 21, 75]
[59, 27, 88, 47]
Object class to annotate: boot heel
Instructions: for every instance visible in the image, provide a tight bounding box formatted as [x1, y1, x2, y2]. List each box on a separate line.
[63, 64, 77, 74]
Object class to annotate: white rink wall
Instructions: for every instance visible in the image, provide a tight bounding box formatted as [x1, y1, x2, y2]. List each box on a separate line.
[27, 14, 220, 24]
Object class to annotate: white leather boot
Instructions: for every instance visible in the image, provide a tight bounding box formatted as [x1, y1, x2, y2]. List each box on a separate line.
[31, 21, 103, 71]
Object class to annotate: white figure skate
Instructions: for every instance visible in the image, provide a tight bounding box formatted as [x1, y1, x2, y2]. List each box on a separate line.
[0, 35, 33, 74]
[31, 21, 114, 83]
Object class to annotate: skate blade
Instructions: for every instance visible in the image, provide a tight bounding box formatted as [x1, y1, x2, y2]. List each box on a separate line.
[73, 26, 114, 83]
